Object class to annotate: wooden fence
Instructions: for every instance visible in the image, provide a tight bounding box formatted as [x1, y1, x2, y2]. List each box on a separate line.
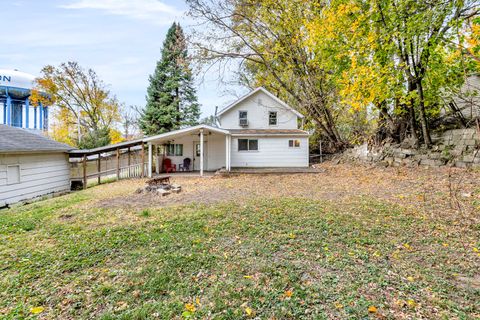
[70, 145, 150, 189]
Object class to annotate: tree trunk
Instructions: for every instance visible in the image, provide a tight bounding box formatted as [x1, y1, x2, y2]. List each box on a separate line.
[416, 80, 432, 146]
[406, 81, 419, 146]
[175, 87, 180, 125]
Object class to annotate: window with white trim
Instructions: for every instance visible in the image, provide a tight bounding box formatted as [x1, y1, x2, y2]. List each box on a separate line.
[288, 139, 301, 148]
[7, 165, 20, 185]
[238, 139, 258, 151]
[239, 111, 248, 126]
[269, 111, 277, 125]
[166, 144, 183, 156]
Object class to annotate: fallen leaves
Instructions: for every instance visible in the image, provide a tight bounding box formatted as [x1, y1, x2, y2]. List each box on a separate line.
[368, 305, 378, 313]
[245, 306, 253, 315]
[184, 303, 196, 313]
[30, 306, 44, 314]
[406, 299, 417, 309]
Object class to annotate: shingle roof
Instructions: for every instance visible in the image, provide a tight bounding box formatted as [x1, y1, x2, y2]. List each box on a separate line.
[228, 129, 310, 135]
[0, 125, 74, 153]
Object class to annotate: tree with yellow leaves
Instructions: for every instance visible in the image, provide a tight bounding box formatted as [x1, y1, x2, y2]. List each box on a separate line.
[31, 62, 122, 148]
[188, 0, 479, 150]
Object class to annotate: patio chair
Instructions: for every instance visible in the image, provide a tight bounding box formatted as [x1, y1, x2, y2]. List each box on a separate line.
[178, 158, 191, 171]
[162, 158, 176, 173]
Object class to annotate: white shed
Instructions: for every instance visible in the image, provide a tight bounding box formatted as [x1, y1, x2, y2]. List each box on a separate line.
[0, 125, 73, 207]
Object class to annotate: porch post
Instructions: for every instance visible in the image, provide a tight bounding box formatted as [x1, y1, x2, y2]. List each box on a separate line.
[200, 129, 204, 176]
[141, 142, 145, 178]
[148, 143, 153, 178]
[116, 148, 120, 181]
[228, 135, 231, 171]
[225, 135, 230, 171]
[155, 145, 160, 174]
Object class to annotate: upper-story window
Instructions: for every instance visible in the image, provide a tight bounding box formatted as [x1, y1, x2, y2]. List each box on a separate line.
[269, 111, 277, 125]
[239, 111, 248, 126]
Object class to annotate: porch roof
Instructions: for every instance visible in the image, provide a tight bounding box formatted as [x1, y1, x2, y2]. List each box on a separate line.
[143, 124, 230, 144]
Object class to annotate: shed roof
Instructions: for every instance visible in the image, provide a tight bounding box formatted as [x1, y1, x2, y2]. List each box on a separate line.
[0, 125, 73, 154]
[68, 138, 145, 157]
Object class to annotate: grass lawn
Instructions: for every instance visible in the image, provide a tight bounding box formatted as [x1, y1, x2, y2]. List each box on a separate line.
[0, 164, 479, 319]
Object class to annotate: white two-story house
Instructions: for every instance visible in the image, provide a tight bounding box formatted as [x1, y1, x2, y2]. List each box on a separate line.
[144, 87, 310, 175]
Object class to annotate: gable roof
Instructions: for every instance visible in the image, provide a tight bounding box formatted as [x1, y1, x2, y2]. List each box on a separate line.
[0, 125, 74, 154]
[143, 124, 230, 143]
[216, 87, 304, 118]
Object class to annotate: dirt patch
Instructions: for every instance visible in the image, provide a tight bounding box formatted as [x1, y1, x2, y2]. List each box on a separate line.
[58, 214, 74, 220]
[93, 163, 480, 221]
[456, 275, 480, 290]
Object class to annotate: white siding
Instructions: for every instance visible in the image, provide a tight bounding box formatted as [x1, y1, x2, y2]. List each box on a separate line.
[206, 134, 226, 170]
[218, 91, 299, 129]
[159, 133, 226, 171]
[230, 137, 309, 167]
[0, 153, 70, 206]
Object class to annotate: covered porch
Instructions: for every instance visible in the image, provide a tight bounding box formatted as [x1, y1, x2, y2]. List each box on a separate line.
[143, 125, 232, 177]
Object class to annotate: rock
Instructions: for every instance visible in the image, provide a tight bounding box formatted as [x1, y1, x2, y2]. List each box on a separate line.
[171, 187, 182, 194]
[157, 189, 170, 196]
[463, 155, 475, 163]
[135, 188, 144, 194]
[454, 161, 470, 168]
[464, 139, 477, 146]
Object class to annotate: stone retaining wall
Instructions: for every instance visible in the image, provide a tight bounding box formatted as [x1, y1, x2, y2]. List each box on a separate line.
[345, 129, 480, 168]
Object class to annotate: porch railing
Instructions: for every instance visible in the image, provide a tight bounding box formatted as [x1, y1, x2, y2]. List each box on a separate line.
[71, 163, 148, 187]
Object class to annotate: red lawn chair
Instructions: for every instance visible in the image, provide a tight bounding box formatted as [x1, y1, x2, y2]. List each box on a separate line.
[162, 158, 176, 173]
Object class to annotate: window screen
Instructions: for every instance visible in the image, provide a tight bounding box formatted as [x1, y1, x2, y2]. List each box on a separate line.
[269, 111, 277, 125]
[289, 140, 300, 148]
[239, 111, 248, 119]
[238, 139, 258, 151]
[167, 144, 183, 156]
[248, 139, 258, 150]
[238, 139, 249, 151]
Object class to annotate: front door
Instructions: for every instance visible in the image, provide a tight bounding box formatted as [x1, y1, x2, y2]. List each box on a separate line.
[193, 141, 207, 171]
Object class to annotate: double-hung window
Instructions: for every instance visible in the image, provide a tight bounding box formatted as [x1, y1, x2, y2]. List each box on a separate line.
[238, 139, 258, 151]
[239, 111, 248, 126]
[288, 140, 301, 148]
[166, 144, 183, 156]
[269, 111, 277, 125]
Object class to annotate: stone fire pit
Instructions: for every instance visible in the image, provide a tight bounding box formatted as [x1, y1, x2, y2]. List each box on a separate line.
[135, 176, 181, 196]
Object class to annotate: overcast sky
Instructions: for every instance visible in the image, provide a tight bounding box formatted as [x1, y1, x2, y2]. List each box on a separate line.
[2, 0, 245, 117]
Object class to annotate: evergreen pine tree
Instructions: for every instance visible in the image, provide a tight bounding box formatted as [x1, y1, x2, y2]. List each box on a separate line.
[140, 22, 200, 135]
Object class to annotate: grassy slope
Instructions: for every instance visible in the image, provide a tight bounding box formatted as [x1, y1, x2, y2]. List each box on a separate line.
[0, 187, 479, 319]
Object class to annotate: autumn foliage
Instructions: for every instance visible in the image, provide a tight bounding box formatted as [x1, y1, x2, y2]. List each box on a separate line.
[188, 0, 479, 150]
[32, 62, 123, 148]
